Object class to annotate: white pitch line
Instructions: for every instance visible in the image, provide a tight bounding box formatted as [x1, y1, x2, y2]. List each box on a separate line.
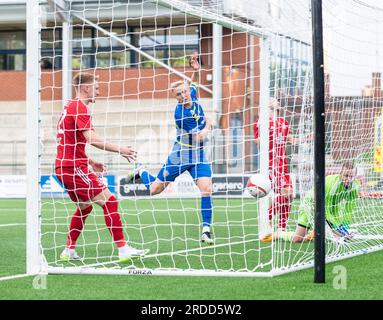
[79, 238, 259, 269]
[0, 273, 32, 282]
[0, 223, 25, 228]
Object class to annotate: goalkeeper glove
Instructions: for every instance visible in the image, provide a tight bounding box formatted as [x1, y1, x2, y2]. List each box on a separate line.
[335, 225, 354, 241]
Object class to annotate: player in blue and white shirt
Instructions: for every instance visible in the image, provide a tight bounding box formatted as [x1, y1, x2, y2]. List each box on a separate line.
[126, 53, 214, 244]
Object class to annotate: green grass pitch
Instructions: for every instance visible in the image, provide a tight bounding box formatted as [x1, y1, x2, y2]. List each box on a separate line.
[0, 198, 383, 300]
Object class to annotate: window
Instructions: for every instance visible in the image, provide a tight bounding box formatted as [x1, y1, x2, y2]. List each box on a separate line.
[41, 28, 62, 70]
[0, 31, 26, 70]
[94, 27, 131, 68]
[95, 28, 130, 48]
[72, 28, 93, 49]
[169, 49, 196, 67]
[136, 27, 166, 48]
[0, 54, 25, 71]
[0, 31, 25, 50]
[95, 51, 130, 68]
[41, 28, 62, 50]
[132, 25, 199, 68]
[167, 26, 199, 46]
[134, 50, 165, 68]
[72, 53, 93, 70]
[269, 38, 310, 97]
[0, 25, 199, 71]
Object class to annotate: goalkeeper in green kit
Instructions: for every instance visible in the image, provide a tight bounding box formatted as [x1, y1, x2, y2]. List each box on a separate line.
[266, 160, 360, 243]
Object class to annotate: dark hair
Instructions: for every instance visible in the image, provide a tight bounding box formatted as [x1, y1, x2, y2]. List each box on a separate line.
[341, 160, 355, 170]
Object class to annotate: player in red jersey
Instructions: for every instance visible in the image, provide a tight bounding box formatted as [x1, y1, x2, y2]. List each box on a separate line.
[253, 98, 300, 237]
[55, 72, 148, 262]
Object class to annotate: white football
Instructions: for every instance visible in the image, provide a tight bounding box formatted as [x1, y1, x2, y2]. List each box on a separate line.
[246, 174, 271, 198]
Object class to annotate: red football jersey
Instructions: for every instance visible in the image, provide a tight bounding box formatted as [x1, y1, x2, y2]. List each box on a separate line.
[253, 116, 290, 173]
[55, 100, 93, 168]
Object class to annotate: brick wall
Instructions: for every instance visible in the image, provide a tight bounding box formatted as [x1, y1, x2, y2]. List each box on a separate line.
[0, 67, 214, 102]
[0, 71, 26, 101]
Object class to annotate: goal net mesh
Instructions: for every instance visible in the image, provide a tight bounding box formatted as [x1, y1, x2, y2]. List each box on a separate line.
[36, 0, 383, 276]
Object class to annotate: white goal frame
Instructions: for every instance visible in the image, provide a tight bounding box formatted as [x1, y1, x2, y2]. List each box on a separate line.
[26, 0, 275, 278]
[26, 0, 383, 278]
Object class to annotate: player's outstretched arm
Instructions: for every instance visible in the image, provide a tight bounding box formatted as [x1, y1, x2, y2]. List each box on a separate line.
[194, 115, 212, 142]
[270, 225, 309, 243]
[83, 130, 137, 162]
[189, 51, 200, 84]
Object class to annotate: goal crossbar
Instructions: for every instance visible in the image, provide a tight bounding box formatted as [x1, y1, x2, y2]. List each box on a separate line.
[155, 0, 270, 38]
[48, 0, 213, 95]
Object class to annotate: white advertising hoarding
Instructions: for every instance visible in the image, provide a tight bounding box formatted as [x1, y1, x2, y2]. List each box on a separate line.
[0, 175, 26, 198]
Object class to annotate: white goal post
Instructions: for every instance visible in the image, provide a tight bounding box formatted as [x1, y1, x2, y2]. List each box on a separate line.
[26, 0, 383, 278]
[26, 0, 43, 276]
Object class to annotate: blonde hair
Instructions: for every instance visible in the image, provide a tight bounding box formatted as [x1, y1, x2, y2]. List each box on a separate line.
[170, 80, 185, 93]
[73, 72, 99, 87]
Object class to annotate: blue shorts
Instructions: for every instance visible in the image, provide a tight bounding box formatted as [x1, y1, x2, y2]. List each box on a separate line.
[157, 143, 212, 182]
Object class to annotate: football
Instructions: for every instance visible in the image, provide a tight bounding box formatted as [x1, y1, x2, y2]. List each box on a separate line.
[246, 174, 271, 198]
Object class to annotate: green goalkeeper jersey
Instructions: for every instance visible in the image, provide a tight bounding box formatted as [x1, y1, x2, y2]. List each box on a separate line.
[298, 175, 360, 230]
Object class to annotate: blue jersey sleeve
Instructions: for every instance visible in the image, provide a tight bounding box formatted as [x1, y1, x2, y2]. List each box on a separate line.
[190, 83, 198, 102]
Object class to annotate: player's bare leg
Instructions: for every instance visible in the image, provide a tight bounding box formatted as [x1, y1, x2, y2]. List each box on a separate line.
[126, 166, 169, 196]
[92, 188, 113, 206]
[196, 177, 214, 245]
[196, 177, 212, 197]
[149, 179, 169, 195]
[290, 225, 308, 243]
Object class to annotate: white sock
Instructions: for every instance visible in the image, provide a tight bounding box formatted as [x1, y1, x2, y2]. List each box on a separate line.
[118, 245, 129, 255]
[202, 226, 210, 233]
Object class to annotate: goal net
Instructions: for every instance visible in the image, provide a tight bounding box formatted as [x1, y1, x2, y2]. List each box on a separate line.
[27, 0, 383, 276]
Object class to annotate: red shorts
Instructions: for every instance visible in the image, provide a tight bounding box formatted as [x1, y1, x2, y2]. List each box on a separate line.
[55, 165, 106, 202]
[270, 171, 292, 194]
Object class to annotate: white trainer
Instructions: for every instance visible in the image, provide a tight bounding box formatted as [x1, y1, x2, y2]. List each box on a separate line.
[119, 245, 150, 262]
[201, 231, 214, 245]
[60, 248, 81, 261]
